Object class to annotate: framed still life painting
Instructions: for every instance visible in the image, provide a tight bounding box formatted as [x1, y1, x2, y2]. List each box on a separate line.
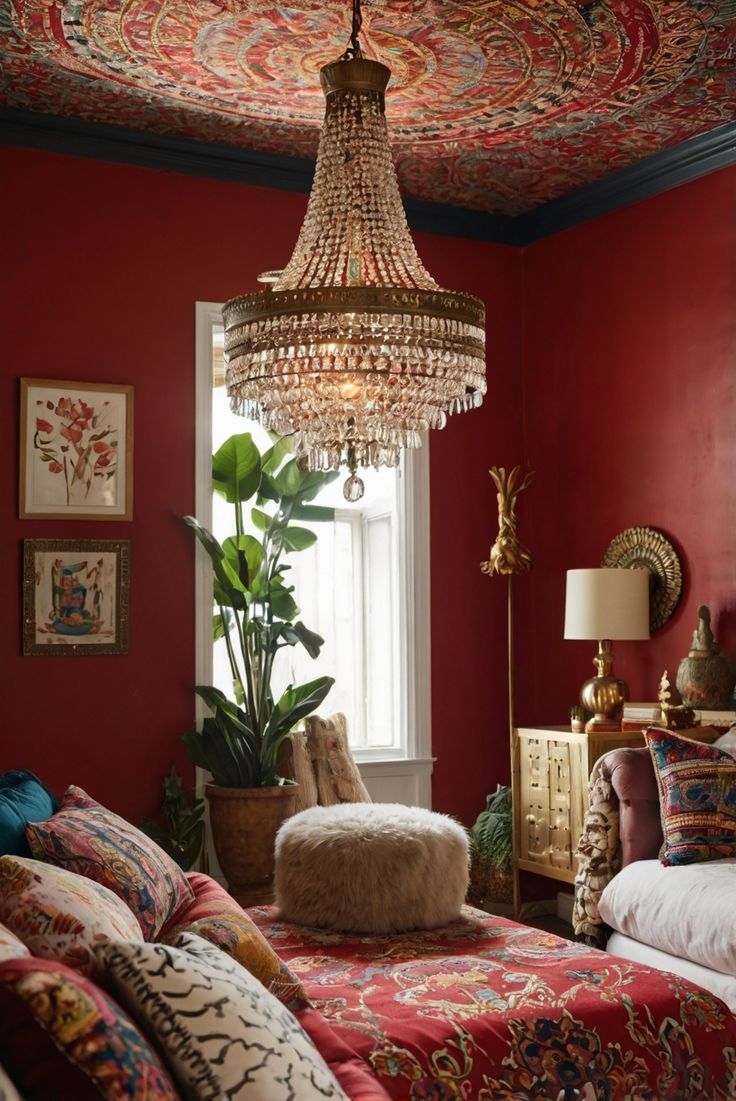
[19, 379, 133, 520]
[23, 539, 130, 656]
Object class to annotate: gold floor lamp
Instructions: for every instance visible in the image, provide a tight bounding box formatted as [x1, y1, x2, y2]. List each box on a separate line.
[480, 465, 534, 918]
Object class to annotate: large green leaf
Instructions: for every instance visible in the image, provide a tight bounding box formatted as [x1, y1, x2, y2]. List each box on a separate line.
[291, 504, 335, 523]
[182, 730, 210, 772]
[213, 709, 251, 783]
[183, 514, 223, 565]
[265, 676, 334, 744]
[258, 676, 333, 783]
[250, 507, 272, 533]
[213, 610, 233, 641]
[279, 621, 325, 659]
[184, 516, 243, 607]
[223, 534, 263, 589]
[256, 471, 279, 503]
[261, 436, 292, 475]
[283, 526, 317, 552]
[212, 433, 261, 504]
[269, 584, 298, 621]
[183, 720, 239, 787]
[275, 459, 302, 497]
[187, 690, 261, 787]
[194, 686, 250, 731]
[213, 578, 247, 612]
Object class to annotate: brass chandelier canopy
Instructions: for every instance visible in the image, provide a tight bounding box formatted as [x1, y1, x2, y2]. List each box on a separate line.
[223, 0, 486, 500]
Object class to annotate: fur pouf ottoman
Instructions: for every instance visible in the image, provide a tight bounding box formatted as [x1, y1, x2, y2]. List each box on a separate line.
[273, 803, 469, 934]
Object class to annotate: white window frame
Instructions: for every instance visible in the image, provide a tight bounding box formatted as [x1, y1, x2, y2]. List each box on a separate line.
[194, 302, 433, 806]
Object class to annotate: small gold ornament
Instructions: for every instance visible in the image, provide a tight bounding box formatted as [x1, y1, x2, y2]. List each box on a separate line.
[480, 466, 534, 578]
[657, 669, 672, 710]
[657, 668, 695, 730]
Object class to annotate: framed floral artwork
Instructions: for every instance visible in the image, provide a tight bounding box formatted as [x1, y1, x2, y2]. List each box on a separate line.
[19, 379, 133, 520]
[23, 539, 130, 656]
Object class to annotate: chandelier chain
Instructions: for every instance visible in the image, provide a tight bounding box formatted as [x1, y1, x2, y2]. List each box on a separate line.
[342, 0, 363, 60]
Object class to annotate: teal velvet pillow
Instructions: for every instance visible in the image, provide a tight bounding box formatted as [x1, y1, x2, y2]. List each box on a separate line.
[0, 771, 57, 857]
[646, 728, 736, 866]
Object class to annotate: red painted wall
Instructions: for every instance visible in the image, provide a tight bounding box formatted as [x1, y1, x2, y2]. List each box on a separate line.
[427, 235, 524, 823]
[0, 145, 523, 824]
[3, 144, 733, 829]
[517, 168, 736, 729]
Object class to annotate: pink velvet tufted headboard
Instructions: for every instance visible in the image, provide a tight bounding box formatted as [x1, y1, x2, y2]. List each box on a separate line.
[600, 746, 662, 866]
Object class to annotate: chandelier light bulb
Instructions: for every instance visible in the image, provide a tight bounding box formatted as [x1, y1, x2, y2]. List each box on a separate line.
[223, 0, 486, 499]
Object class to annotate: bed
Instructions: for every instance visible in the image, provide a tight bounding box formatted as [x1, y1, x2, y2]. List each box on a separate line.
[573, 729, 736, 1015]
[255, 904, 736, 1099]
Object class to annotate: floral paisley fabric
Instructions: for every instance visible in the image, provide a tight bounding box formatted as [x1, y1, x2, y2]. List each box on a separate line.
[254, 905, 736, 1100]
[0, 856, 142, 976]
[163, 871, 308, 1008]
[25, 786, 193, 940]
[0, 956, 178, 1099]
[96, 934, 348, 1101]
[646, 727, 736, 865]
[0, 921, 30, 963]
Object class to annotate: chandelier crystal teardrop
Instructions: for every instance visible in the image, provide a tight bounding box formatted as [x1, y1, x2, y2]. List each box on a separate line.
[223, 0, 486, 501]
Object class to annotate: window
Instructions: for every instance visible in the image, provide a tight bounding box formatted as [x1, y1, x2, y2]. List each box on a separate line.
[195, 304, 432, 799]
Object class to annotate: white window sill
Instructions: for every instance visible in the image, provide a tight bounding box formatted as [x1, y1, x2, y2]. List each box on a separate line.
[356, 757, 435, 777]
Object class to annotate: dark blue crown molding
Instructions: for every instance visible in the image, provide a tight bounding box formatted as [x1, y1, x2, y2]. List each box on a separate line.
[1, 106, 734, 246]
[513, 122, 736, 245]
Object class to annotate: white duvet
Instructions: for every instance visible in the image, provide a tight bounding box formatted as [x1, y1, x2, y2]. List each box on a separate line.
[599, 857, 736, 976]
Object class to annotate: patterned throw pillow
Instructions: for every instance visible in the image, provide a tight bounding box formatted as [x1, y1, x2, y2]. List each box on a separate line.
[162, 872, 308, 1008]
[96, 934, 349, 1101]
[0, 1064, 23, 1101]
[25, 786, 194, 940]
[0, 922, 30, 963]
[0, 956, 178, 1100]
[0, 856, 142, 977]
[646, 727, 736, 865]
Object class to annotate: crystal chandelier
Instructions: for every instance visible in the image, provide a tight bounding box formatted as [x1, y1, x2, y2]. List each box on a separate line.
[223, 0, 486, 501]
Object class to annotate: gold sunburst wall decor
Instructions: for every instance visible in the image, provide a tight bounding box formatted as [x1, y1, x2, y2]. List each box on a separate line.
[600, 526, 683, 631]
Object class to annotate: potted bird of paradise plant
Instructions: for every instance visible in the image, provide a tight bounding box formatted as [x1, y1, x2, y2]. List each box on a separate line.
[183, 431, 336, 904]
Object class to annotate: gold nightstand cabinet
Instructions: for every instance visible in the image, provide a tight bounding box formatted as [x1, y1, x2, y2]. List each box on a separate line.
[512, 725, 645, 886]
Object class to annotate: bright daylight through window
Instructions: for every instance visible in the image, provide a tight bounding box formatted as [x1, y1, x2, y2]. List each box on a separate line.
[201, 320, 430, 767]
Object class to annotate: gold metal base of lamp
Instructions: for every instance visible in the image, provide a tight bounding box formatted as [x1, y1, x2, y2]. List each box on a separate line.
[580, 639, 628, 732]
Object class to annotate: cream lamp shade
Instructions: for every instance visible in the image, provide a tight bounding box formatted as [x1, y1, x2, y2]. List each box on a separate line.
[564, 568, 650, 641]
[564, 567, 650, 731]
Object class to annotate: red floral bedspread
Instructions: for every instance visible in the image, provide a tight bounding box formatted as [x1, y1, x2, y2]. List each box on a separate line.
[253, 907, 736, 1101]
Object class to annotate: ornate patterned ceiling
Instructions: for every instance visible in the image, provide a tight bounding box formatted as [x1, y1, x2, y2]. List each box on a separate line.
[1, 1, 734, 215]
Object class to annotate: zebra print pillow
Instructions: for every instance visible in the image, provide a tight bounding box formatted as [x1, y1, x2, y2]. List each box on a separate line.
[95, 934, 349, 1101]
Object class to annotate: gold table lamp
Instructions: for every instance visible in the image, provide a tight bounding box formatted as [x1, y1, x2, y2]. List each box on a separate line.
[564, 568, 650, 731]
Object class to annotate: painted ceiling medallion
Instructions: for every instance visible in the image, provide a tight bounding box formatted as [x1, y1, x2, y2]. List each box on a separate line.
[601, 527, 683, 632]
[1, 1, 734, 214]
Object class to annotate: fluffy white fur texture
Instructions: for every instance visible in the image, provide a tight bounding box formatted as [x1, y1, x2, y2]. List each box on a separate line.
[274, 802, 469, 934]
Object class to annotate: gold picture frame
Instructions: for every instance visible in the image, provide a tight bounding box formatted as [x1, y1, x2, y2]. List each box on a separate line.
[23, 539, 130, 656]
[19, 378, 134, 520]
